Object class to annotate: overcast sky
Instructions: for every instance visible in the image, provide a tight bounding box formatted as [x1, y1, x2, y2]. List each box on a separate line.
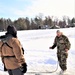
[0, 0, 74, 20]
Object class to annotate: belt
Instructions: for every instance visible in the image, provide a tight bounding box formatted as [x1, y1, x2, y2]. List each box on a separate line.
[3, 56, 15, 58]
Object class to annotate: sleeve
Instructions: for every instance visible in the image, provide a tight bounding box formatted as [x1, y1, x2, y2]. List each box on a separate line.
[0, 52, 1, 57]
[51, 37, 57, 49]
[51, 44, 57, 49]
[64, 36, 71, 50]
[12, 39, 25, 64]
[0, 41, 2, 57]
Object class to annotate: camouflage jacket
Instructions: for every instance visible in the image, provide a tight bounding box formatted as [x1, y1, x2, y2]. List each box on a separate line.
[51, 35, 71, 51]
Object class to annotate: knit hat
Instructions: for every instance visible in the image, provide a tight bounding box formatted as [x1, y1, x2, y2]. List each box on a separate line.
[6, 25, 17, 38]
[56, 30, 60, 33]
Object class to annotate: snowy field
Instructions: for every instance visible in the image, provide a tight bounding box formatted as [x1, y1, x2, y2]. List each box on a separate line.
[0, 28, 75, 75]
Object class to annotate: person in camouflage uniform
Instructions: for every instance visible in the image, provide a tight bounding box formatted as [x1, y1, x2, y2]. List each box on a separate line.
[49, 30, 71, 72]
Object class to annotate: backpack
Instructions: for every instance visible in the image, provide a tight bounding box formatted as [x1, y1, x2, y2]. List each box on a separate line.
[1, 37, 24, 54]
[1, 41, 13, 50]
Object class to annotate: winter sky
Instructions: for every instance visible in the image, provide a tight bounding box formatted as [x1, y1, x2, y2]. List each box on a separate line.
[0, 0, 75, 20]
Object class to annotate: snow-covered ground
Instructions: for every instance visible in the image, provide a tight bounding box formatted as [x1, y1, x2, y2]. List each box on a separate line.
[0, 28, 75, 75]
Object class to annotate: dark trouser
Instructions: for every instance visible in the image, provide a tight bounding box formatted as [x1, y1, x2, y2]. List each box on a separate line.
[8, 68, 24, 75]
[57, 51, 68, 71]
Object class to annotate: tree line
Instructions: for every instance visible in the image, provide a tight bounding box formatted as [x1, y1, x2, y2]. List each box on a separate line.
[0, 16, 75, 31]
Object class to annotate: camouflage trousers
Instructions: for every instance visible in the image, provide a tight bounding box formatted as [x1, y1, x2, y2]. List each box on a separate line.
[57, 50, 68, 71]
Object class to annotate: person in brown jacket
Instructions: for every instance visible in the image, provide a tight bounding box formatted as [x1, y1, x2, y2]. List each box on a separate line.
[0, 25, 27, 75]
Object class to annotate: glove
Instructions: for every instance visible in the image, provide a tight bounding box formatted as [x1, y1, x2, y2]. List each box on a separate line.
[49, 47, 52, 49]
[49, 44, 56, 49]
[22, 63, 27, 73]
